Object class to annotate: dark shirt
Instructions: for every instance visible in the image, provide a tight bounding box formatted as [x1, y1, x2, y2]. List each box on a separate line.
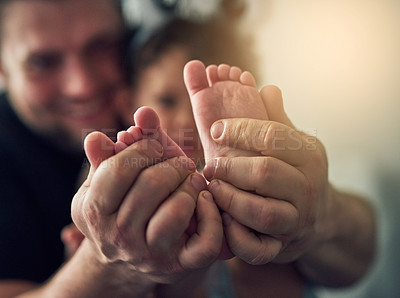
[0, 93, 85, 283]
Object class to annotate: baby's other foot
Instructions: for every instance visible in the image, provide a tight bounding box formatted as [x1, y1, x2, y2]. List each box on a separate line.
[84, 131, 116, 171]
[115, 107, 186, 159]
[115, 126, 143, 154]
[133, 106, 187, 160]
[184, 60, 268, 161]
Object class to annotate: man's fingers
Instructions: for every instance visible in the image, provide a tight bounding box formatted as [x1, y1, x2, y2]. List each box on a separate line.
[222, 213, 283, 265]
[180, 191, 223, 269]
[208, 179, 298, 235]
[72, 139, 164, 234]
[85, 139, 164, 216]
[210, 119, 309, 166]
[146, 173, 206, 254]
[116, 156, 196, 235]
[204, 156, 307, 203]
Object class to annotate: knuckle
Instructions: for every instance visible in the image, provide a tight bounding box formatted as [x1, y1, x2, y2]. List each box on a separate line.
[146, 160, 181, 186]
[261, 121, 279, 152]
[127, 140, 162, 167]
[177, 189, 197, 210]
[230, 237, 276, 265]
[189, 236, 222, 267]
[223, 119, 272, 152]
[253, 156, 274, 181]
[229, 235, 248, 256]
[81, 198, 100, 228]
[167, 157, 193, 178]
[142, 168, 168, 190]
[199, 244, 221, 264]
[106, 163, 126, 182]
[146, 226, 164, 248]
[217, 157, 232, 179]
[226, 119, 252, 149]
[167, 201, 193, 227]
[247, 249, 275, 265]
[249, 157, 275, 194]
[219, 185, 236, 213]
[114, 217, 132, 239]
[258, 205, 279, 233]
[167, 169, 188, 190]
[102, 231, 125, 257]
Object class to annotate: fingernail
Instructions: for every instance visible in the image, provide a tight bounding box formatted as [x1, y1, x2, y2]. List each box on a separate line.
[201, 191, 214, 202]
[208, 180, 221, 194]
[204, 158, 219, 181]
[190, 173, 206, 192]
[211, 121, 224, 140]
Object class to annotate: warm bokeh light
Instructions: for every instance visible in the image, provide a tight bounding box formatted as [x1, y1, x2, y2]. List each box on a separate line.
[243, 0, 400, 193]
[242, 2, 400, 297]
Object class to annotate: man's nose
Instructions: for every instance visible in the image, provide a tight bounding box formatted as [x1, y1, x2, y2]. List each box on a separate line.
[61, 57, 98, 99]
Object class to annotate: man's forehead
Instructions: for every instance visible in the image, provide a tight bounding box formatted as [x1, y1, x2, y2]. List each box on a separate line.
[2, 0, 123, 51]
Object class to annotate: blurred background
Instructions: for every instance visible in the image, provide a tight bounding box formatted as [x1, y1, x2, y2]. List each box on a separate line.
[2, 0, 396, 296]
[241, 0, 400, 297]
[124, 0, 400, 295]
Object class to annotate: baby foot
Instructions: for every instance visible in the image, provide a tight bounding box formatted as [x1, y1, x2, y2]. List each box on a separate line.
[184, 60, 268, 162]
[84, 131, 116, 171]
[114, 107, 203, 241]
[86, 107, 188, 171]
[115, 106, 188, 161]
[114, 126, 143, 154]
[86, 107, 230, 259]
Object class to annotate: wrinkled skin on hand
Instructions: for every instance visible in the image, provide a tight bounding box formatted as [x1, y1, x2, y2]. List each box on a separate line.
[71, 133, 223, 284]
[203, 86, 330, 265]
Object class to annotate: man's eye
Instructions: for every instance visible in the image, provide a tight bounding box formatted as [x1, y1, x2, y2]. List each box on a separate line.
[26, 54, 61, 74]
[158, 96, 177, 108]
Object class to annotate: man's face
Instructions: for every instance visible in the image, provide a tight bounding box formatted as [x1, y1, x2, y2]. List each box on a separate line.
[0, 0, 125, 150]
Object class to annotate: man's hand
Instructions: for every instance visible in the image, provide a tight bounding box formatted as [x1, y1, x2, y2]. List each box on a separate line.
[72, 134, 223, 285]
[203, 86, 375, 286]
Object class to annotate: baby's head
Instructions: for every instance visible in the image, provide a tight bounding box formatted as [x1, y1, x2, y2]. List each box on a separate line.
[131, 43, 204, 166]
[125, 18, 257, 167]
